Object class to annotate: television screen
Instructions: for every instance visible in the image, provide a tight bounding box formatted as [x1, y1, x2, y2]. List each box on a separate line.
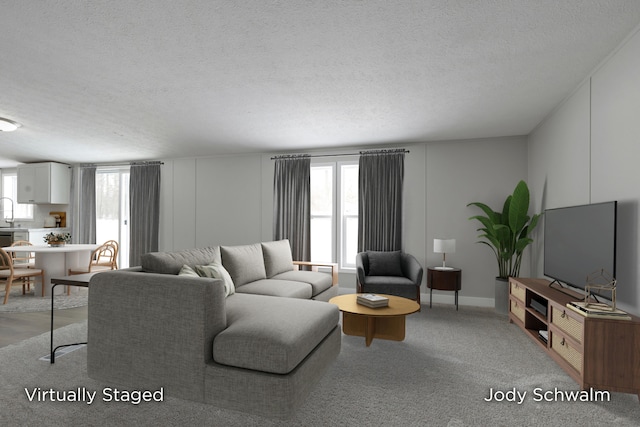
[543, 201, 617, 295]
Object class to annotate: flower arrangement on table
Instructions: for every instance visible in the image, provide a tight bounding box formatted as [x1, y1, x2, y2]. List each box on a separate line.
[43, 232, 72, 246]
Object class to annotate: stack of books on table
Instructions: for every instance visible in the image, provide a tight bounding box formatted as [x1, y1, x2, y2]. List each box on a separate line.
[566, 301, 632, 320]
[357, 294, 389, 308]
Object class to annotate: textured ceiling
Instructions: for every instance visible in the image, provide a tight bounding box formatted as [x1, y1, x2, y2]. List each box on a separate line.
[1, 1, 640, 167]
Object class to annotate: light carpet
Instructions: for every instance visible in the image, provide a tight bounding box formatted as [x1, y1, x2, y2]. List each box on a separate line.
[0, 287, 88, 313]
[1, 305, 639, 426]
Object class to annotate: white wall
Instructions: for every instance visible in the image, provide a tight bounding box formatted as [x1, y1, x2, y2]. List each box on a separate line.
[160, 155, 265, 250]
[528, 25, 640, 314]
[426, 137, 528, 304]
[159, 137, 528, 307]
[527, 81, 592, 275]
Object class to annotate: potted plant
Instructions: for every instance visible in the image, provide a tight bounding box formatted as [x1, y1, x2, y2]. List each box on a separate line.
[44, 232, 72, 246]
[467, 180, 541, 314]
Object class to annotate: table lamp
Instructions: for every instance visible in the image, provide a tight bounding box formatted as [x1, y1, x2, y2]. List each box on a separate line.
[434, 238, 455, 270]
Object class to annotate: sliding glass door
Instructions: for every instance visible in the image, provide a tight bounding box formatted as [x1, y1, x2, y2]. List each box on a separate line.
[96, 167, 130, 268]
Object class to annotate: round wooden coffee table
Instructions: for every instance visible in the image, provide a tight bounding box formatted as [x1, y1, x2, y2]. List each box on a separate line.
[329, 294, 420, 346]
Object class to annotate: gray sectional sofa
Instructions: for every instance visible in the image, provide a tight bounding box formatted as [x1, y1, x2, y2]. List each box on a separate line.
[87, 240, 341, 418]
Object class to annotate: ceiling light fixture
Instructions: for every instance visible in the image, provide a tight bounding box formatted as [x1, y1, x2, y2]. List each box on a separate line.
[0, 118, 21, 132]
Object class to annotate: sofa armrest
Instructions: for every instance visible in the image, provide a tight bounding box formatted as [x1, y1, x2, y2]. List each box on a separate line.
[87, 270, 228, 402]
[292, 261, 339, 285]
[401, 253, 424, 286]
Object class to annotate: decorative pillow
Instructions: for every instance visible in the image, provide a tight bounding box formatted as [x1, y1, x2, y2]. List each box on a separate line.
[220, 243, 267, 287]
[367, 250, 404, 277]
[195, 262, 236, 297]
[178, 264, 199, 277]
[261, 239, 294, 278]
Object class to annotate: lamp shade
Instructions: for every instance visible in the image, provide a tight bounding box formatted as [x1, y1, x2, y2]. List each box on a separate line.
[434, 239, 456, 254]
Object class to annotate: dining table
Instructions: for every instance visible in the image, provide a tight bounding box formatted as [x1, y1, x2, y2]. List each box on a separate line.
[3, 243, 100, 296]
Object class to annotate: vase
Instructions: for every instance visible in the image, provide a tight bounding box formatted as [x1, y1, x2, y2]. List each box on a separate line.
[48, 242, 66, 247]
[495, 277, 509, 315]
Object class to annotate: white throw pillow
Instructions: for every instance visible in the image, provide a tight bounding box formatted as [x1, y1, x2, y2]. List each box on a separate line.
[195, 262, 236, 297]
[178, 264, 199, 277]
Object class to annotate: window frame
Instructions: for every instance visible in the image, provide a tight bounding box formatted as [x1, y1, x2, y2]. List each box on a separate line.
[310, 158, 359, 271]
[310, 162, 337, 265]
[1, 169, 34, 221]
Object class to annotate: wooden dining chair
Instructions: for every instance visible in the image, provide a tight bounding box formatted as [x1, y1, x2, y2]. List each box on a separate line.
[10, 240, 36, 294]
[66, 243, 118, 295]
[102, 240, 119, 269]
[1, 247, 45, 304]
[68, 243, 117, 275]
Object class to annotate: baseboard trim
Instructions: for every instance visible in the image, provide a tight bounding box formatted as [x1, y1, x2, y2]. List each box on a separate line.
[423, 292, 494, 308]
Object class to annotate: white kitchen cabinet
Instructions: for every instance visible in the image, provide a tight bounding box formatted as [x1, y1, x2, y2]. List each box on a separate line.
[17, 162, 71, 204]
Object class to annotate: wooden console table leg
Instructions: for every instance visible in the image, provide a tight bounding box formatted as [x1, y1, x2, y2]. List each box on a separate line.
[341, 312, 409, 346]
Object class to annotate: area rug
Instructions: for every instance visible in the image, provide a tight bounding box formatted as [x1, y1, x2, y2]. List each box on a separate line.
[0, 287, 88, 313]
[1, 305, 639, 426]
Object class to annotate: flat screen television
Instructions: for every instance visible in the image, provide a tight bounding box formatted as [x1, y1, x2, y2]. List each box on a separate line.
[543, 201, 617, 298]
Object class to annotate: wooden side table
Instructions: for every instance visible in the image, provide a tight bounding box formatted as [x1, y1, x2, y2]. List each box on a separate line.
[427, 267, 462, 310]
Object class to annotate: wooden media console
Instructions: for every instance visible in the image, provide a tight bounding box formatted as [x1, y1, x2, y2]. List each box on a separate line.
[508, 277, 640, 399]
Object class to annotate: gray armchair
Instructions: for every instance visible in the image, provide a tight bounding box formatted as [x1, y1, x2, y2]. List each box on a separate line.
[356, 251, 424, 304]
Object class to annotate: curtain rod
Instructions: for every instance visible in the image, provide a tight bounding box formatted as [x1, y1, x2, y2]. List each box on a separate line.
[79, 161, 164, 168]
[271, 148, 409, 160]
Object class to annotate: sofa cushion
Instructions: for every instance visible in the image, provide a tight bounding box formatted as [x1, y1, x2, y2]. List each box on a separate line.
[220, 243, 267, 287]
[141, 247, 221, 274]
[234, 279, 312, 299]
[272, 270, 332, 297]
[213, 293, 339, 374]
[367, 250, 403, 277]
[261, 239, 294, 278]
[195, 263, 236, 297]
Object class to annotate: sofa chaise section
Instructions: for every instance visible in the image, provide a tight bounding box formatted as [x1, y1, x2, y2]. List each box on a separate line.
[87, 264, 341, 418]
[206, 293, 341, 417]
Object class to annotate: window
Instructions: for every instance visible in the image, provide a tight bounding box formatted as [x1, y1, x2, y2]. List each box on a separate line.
[310, 161, 358, 269]
[1, 170, 34, 220]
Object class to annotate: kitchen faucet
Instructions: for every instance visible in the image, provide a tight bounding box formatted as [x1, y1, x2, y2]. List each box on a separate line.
[0, 197, 14, 225]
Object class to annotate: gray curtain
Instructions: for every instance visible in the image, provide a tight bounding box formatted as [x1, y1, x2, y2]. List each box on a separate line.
[357, 150, 405, 252]
[129, 162, 161, 267]
[70, 164, 96, 244]
[273, 156, 311, 262]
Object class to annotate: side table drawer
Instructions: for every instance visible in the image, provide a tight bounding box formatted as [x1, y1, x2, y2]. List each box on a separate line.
[509, 280, 526, 302]
[510, 298, 525, 323]
[550, 332, 583, 374]
[550, 305, 583, 344]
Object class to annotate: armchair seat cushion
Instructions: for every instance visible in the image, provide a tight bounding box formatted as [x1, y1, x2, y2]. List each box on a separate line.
[272, 270, 333, 297]
[359, 276, 419, 300]
[362, 275, 416, 286]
